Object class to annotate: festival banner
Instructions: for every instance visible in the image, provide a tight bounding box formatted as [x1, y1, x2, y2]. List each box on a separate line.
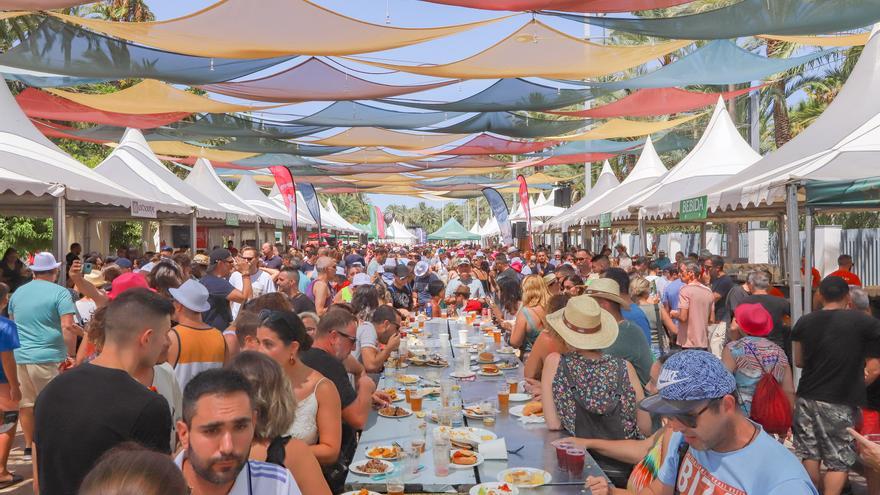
[516, 175, 533, 250]
[269, 166, 298, 246]
[299, 182, 323, 236]
[373, 206, 387, 239]
[481, 187, 512, 245]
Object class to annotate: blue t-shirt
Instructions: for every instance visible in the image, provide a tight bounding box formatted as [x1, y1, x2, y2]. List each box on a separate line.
[622, 304, 652, 345]
[658, 427, 818, 495]
[0, 317, 20, 383]
[8, 279, 75, 364]
[662, 279, 685, 311]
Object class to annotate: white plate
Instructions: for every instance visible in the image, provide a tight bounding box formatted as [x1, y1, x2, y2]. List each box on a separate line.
[477, 370, 504, 377]
[469, 482, 520, 495]
[450, 450, 484, 469]
[509, 405, 545, 422]
[364, 445, 403, 460]
[350, 459, 395, 476]
[453, 343, 470, 348]
[497, 468, 552, 488]
[450, 370, 476, 378]
[497, 361, 519, 370]
[508, 393, 532, 402]
[462, 406, 495, 419]
[378, 406, 412, 419]
[497, 347, 517, 355]
[395, 374, 420, 385]
[438, 426, 497, 445]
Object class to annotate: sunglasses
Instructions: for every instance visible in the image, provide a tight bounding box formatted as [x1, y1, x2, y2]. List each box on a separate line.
[334, 330, 358, 344]
[576, 257, 588, 261]
[663, 400, 717, 428]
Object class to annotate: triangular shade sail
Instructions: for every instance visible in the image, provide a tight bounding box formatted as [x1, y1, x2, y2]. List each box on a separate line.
[429, 112, 588, 138]
[310, 128, 469, 150]
[286, 101, 463, 129]
[184, 158, 260, 222]
[546, 160, 620, 229]
[549, 0, 880, 39]
[199, 57, 456, 102]
[553, 114, 702, 141]
[169, 114, 329, 139]
[629, 101, 761, 220]
[316, 163, 428, 174]
[417, 166, 506, 177]
[428, 218, 481, 240]
[519, 152, 617, 168]
[526, 172, 575, 184]
[317, 148, 434, 164]
[418, 176, 505, 187]
[758, 33, 870, 48]
[535, 138, 645, 157]
[233, 154, 324, 168]
[441, 133, 555, 155]
[382, 78, 593, 112]
[233, 175, 290, 224]
[0, 18, 291, 86]
[419, 0, 694, 12]
[210, 138, 349, 156]
[350, 20, 691, 79]
[549, 86, 760, 119]
[1, 69, 107, 89]
[16, 89, 188, 129]
[49, 1, 504, 58]
[46, 80, 279, 115]
[408, 156, 509, 169]
[142, 141, 258, 162]
[94, 129, 231, 219]
[591, 41, 832, 90]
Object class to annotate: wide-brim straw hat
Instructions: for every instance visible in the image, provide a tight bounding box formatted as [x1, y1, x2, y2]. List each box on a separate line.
[582, 278, 629, 309]
[545, 295, 619, 350]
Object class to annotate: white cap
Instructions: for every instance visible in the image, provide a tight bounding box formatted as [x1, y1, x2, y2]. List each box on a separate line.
[351, 273, 371, 287]
[169, 279, 211, 313]
[335, 266, 346, 276]
[139, 262, 155, 273]
[29, 252, 62, 272]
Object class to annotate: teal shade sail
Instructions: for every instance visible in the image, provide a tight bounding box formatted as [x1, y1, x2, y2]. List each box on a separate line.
[427, 112, 588, 138]
[283, 101, 464, 128]
[168, 114, 330, 139]
[210, 138, 350, 156]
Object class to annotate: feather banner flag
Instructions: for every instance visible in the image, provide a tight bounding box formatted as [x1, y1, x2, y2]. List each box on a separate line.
[482, 187, 512, 246]
[269, 166, 298, 246]
[372, 206, 387, 239]
[299, 182, 323, 236]
[517, 175, 533, 250]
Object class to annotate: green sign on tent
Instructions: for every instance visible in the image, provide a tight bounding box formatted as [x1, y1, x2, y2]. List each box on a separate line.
[679, 195, 708, 221]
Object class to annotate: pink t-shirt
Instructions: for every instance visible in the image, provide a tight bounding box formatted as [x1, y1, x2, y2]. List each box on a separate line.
[677, 282, 714, 348]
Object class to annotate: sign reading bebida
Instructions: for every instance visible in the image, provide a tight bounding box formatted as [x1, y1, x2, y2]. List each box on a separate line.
[679, 195, 708, 221]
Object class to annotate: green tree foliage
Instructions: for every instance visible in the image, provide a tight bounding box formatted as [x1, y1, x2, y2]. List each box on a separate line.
[0, 216, 53, 255]
[109, 222, 142, 250]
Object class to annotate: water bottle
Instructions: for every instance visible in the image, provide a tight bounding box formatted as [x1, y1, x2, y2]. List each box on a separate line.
[426, 304, 433, 318]
[451, 395, 464, 427]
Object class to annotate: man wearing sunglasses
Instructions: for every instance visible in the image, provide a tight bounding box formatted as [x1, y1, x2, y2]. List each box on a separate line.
[636, 350, 817, 495]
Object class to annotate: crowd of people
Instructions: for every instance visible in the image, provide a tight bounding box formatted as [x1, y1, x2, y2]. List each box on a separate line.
[0, 239, 877, 494]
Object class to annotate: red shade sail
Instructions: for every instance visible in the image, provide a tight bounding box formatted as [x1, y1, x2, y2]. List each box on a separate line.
[16, 88, 189, 129]
[548, 86, 763, 119]
[440, 133, 556, 155]
[419, 0, 695, 13]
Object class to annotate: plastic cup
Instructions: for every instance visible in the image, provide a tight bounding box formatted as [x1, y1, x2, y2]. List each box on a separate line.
[404, 386, 414, 404]
[555, 443, 570, 466]
[433, 432, 450, 477]
[566, 448, 585, 475]
[440, 309, 448, 318]
[410, 393, 423, 412]
[497, 385, 510, 411]
[387, 472, 405, 495]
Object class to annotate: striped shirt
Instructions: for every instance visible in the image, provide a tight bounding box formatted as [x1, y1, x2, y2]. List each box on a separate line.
[174, 452, 302, 494]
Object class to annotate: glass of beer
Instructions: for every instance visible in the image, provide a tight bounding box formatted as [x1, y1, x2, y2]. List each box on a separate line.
[566, 448, 585, 475]
[404, 386, 414, 404]
[497, 384, 510, 411]
[492, 329, 502, 344]
[506, 377, 519, 394]
[410, 391, 423, 412]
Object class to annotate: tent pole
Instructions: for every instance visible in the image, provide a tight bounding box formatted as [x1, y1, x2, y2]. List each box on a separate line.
[638, 217, 648, 257]
[776, 213, 787, 281]
[255, 221, 262, 248]
[190, 211, 198, 254]
[804, 207, 814, 315]
[54, 195, 67, 287]
[699, 223, 706, 252]
[786, 183, 804, 386]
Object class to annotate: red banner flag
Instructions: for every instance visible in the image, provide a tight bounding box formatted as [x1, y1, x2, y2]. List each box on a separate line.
[269, 166, 298, 247]
[516, 175, 532, 251]
[374, 206, 386, 239]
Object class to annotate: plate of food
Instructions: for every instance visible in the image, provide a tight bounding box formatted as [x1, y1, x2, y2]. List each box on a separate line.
[381, 388, 404, 402]
[509, 402, 544, 421]
[469, 482, 519, 495]
[425, 355, 449, 367]
[497, 468, 551, 488]
[342, 490, 382, 495]
[453, 342, 470, 349]
[497, 346, 517, 355]
[450, 370, 476, 379]
[378, 405, 412, 418]
[450, 449, 484, 468]
[350, 458, 394, 476]
[365, 445, 402, 460]
[469, 343, 488, 354]
[396, 374, 420, 385]
[463, 404, 495, 419]
[437, 426, 497, 446]
[477, 352, 497, 364]
[508, 393, 532, 402]
[478, 364, 503, 376]
[419, 386, 441, 397]
[497, 360, 519, 370]
[408, 355, 428, 366]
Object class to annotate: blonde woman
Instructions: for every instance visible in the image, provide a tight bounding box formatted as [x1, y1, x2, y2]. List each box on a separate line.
[510, 275, 550, 353]
[630, 276, 676, 357]
[229, 351, 331, 495]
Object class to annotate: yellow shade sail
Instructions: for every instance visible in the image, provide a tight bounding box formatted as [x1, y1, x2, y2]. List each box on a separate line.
[553, 113, 702, 142]
[319, 148, 436, 164]
[347, 20, 691, 79]
[758, 33, 869, 47]
[48, 1, 507, 59]
[346, 173, 423, 183]
[46, 80, 278, 115]
[310, 128, 470, 150]
[0, 12, 26, 20]
[132, 141, 258, 162]
[523, 172, 577, 184]
[417, 166, 506, 177]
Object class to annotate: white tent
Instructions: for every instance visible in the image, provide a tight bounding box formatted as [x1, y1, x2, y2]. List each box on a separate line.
[634, 100, 760, 220]
[706, 25, 880, 213]
[267, 186, 319, 228]
[548, 160, 620, 230]
[234, 175, 291, 226]
[387, 220, 416, 244]
[469, 221, 482, 235]
[529, 190, 566, 219]
[324, 199, 364, 234]
[481, 216, 500, 237]
[576, 136, 669, 225]
[95, 129, 231, 219]
[183, 158, 260, 223]
[0, 167, 54, 198]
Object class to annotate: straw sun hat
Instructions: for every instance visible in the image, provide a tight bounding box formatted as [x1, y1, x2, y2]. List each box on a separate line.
[545, 294, 619, 350]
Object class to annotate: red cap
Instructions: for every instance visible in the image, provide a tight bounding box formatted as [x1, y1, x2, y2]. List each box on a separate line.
[464, 300, 483, 313]
[108, 272, 154, 300]
[510, 260, 523, 273]
[734, 303, 773, 337]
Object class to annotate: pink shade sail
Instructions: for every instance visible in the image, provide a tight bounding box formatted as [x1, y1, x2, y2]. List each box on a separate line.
[548, 86, 763, 119]
[199, 57, 456, 102]
[17, 88, 189, 129]
[419, 0, 695, 13]
[439, 133, 556, 155]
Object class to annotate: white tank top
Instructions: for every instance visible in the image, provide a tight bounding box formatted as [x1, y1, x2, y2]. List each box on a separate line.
[286, 377, 326, 445]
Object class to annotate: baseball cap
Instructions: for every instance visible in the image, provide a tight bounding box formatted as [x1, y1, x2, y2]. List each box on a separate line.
[734, 303, 773, 337]
[507, 246, 519, 254]
[108, 272, 154, 300]
[393, 264, 411, 278]
[414, 260, 429, 277]
[138, 262, 155, 274]
[115, 258, 133, 269]
[209, 248, 234, 266]
[639, 350, 736, 415]
[160, 246, 173, 253]
[510, 260, 523, 272]
[335, 266, 346, 277]
[351, 273, 371, 287]
[168, 279, 211, 312]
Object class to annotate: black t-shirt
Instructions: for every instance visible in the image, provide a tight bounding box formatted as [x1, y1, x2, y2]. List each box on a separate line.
[290, 292, 317, 315]
[300, 348, 356, 408]
[34, 363, 171, 495]
[712, 275, 735, 322]
[200, 273, 235, 331]
[723, 283, 750, 323]
[867, 379, 880, 411]
[388, 282, 413, 311]
[262, 255, 283, 270]
[792, 309, 880, 406]
[741, 294, 791, 349]
[0, 260, 28, 292]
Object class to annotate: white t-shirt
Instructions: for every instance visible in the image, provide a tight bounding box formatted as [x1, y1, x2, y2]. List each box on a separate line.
[354, 321, 378, 361]
[75, 298, 97, 325]
[229, 271, 277, 319]
[175, 452, 301, 495]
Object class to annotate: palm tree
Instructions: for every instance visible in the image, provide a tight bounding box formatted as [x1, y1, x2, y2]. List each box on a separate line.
[91, 0, 155, 22]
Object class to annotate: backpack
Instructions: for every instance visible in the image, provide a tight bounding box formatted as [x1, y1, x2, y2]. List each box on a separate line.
[745, 344, 792, 435]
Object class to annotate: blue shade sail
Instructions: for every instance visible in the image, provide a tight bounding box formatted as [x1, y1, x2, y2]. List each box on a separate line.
[546, 0, 880, 39]
[537, 138, 646, 157]
[168, 114, 330, 139]
[283, 101, 464, 129]
[210, 138, 350, 156]
[427, 112, 588, 138]
[0, 18, 292, 85]
[233, 154, 324, 167]
[381, 78, 595, 112]
[2, 70, 109, 88]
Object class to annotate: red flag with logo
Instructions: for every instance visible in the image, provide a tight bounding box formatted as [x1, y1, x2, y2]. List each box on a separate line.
[517, 174, 532, 250]
[269, 166, 298, 246]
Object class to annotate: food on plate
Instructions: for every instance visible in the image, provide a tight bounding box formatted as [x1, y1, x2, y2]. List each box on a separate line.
[470, 343, 487, 353]
[478, 352, 495, 363]
[426, 355, 448, 367]
[382, 388, 400, 402]
[378, 406, 410, 417]
[503, 469, 545, 486]
[522, 401, 544, 417]
[464, 405, 492, 417]
[367, 446, 400, 459]
[451, 449, 478, 465]
[355, 459, 389, 474]
[396, 374, 419, 384]
[356, 490, 371, 495]
[476, 484, 514, 495]
[498, 346, 516, 354]
[481, 364, 500, 374]
[420, 386, 440, 396]
[497, 360, 518, 369]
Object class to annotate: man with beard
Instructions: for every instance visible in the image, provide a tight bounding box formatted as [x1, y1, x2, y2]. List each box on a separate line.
[176, 368, 300, 494]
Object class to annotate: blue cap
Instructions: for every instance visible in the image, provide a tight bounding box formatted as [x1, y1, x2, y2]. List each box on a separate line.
[639, 350, 736, 415]
[114, 258, 132, 269]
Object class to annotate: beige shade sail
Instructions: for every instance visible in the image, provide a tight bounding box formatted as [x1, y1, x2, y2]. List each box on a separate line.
[757, 33, 869, 47]
[318, 147, 436, 164]
[553, 113, 702, 142]
[522, 172, 577, 184]
[345, 173, 423, 183]
[46, 80, 279, 115]
[347, 20, 691, 79]
[132, 141, 258, 162]
[309, 127, 470, 150]
[48, 1, 507, 59]
[417, 166, 506, 177]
